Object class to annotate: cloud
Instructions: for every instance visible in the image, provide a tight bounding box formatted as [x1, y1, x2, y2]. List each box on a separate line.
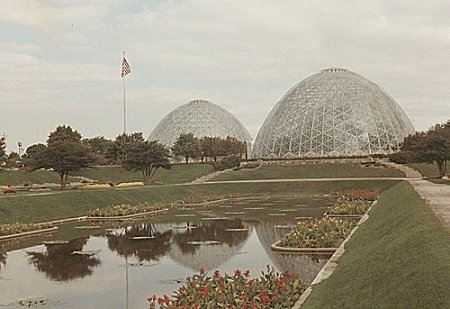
[1, 0, 449, 152]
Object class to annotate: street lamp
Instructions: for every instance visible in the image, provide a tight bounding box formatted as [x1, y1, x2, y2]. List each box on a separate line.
[18, 142, 23, 157]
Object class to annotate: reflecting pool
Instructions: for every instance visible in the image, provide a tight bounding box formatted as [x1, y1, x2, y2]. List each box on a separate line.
[0, 195, 332, 308]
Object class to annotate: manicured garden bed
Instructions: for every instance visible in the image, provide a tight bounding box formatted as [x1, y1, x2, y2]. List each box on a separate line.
[325, 188, 377, 216]
[273, 188, 376, 252]
[88, 202, 166, 217]
[0, 222, 56, 240]
[275, 217, 358, 249]
[148, 267, 306, 309]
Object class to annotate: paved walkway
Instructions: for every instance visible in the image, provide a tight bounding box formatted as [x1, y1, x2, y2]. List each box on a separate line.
[386, 162, 450, 228]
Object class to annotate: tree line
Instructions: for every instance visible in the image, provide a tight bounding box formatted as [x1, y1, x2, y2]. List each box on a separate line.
[171, 133, 247, 163]
[0, 125, 247, 189]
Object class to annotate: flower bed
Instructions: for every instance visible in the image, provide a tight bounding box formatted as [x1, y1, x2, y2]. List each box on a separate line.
[115, 181, 144, 188]
[148, 267, 306, 309]
[341, 188, 378, 201]
[0, 222, 54, 237]
[76, 183, 112, 190]
[88, 202, 165, 217]
[276, 217, 358, 249]
[325, 188, 377, 216]
[327, 200, 371, 215]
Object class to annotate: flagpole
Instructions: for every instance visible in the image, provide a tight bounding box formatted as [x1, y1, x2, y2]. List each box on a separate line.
[122, 51, 127, 134]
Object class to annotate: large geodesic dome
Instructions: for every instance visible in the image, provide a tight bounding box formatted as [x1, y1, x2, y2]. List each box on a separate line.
[149, 99, 252, 147]
[253, 68, 415, 158]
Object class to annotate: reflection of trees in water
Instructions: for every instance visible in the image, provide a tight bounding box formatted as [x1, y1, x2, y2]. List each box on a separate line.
[254, 223, 329, 284]
[172, 219, 250, 255]
[107, 223, 172, 262]
[0, 252, 6, 270]
[27, 237, 101, 282]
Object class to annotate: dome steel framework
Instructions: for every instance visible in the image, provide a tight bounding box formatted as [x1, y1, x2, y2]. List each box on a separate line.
[253, 68, 415, 158]
[149, 99, 252, 147]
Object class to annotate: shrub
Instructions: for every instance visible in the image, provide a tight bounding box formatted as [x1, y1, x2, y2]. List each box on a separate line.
[212, 155, 241, 171]
[115, 182, 144, 188]
[76, 183, 112, 190]
[389, 151, 418, 164]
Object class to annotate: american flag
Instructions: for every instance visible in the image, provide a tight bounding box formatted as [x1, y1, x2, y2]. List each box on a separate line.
[121, 57, 131, 77]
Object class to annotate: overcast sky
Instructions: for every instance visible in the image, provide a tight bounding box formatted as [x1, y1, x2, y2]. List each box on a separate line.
[1, 0, 449, 152]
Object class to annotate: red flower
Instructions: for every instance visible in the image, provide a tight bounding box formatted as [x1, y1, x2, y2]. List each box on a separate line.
[243, 269, 250, 277]
[199, 286, 210, 296]
[163, 295, 170, 304]
[214, 270, 220, 277]
[199, 267, 205, 274]
[234, 269, 241, 276]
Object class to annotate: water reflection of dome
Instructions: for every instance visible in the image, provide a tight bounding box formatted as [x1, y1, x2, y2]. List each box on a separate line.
[168, 220, 252, 271]
[254, 223, 327, 284]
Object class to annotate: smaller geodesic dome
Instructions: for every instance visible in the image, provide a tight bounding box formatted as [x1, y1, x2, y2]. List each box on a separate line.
[252, 68, 415, 158]
[148, 99, 252, 147]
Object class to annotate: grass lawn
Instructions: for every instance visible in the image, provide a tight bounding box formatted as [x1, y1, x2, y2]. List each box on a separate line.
[0, 180, 397, 224]
[0, 169, 78, 186]
[212, 163, 405, 181]
[302, 181, 450, 309]
[408, 161, 450, 185]
[71, 163, 214, 184]
[0, 163, 214, 187]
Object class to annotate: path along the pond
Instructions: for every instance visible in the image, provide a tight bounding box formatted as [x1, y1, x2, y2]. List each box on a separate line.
[386, 162, 450, 229]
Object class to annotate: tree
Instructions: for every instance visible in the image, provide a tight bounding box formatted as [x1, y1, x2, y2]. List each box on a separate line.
[83, 136, 114, 165]
[222, 136, 247, 157]
[391, 120, 450, 177]
[122, 140, 171, 185]
[171, 133, 201, 163]
[106, 132, 144, 164]
[23, 143, 47, 169]
[24, 125, 92, 189]
[200, 137, 224, 161]
[0, 135, 6, 166]
[5, 151, 20, 168]
[200, 136, 247, 161]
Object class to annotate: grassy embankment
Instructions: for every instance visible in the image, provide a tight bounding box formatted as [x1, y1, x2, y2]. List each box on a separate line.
[0, 180, 397, 224]
[212, 162, 405, 181]
[0, 163, 399, 224]
[0, 163, 214, 187]
[408, 160, 450, 185]
[302, 181, 450, 309]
